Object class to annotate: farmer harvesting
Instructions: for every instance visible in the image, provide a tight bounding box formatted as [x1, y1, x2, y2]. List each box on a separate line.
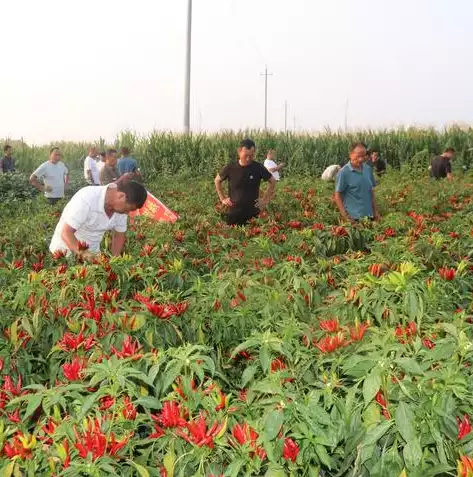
[0, 145, 16, 173]
[430, 147, 455, 181]
[264, 149, 284, 181]
[83, 147, 100, 185]
[334, 142, 380, 223]
[100, 149, 119, 185]
[321, 164, 341, 181]
[214, 138, 277, 226]
[30, 147, 69, 205]
[49, 180, 147, 260]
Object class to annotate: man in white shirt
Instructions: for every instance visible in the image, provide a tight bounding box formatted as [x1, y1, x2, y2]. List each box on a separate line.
[30, 148, 69, 205]
[83, 147, 100, 185]
[263, 149, 284, 181]
[321, 164, 341, 181]
[97, 151, 106, 175]
[49, 180, 147, 260]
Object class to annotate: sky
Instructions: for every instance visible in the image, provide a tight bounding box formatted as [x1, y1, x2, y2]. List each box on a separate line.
[1, 0, 473, 143]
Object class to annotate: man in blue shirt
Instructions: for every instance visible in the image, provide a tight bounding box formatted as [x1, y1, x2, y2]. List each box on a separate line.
[117, 147, 142, 181]
[334, 142, 380, 223]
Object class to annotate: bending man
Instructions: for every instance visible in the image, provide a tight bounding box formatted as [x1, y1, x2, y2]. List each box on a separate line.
[49, 180, 147, 260]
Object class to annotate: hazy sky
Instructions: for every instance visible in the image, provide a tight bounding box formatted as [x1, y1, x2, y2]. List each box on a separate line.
[2, 0, 473, 143]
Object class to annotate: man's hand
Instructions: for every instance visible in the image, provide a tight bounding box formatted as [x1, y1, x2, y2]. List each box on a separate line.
[255, 197, 269, 210]
[221, 198, 233, 207]
[278, 162, 285, 169]
[374, 212, 381, 221]
[78, 251, 95, 262]
[44, 185, 53, 193]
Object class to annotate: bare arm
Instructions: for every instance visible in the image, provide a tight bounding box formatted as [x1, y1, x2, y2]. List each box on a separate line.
[61, 224, 81, 254]
[256, 176, 277, 209]
[111, 231, 126, 256]
[371, 189, 380, 220]
[214, 174, 232, 206]
[334, 192, 352, 223]
[447, 172, 453, 181]
[267, 162, 284, 173]
[29, 174, 45, 193]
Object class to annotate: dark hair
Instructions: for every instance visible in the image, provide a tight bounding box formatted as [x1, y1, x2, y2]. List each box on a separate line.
[106, 149, 117, 156]
[120, 147, 130, 156]
[99, 151, 106, 158]
[349, 142, 367, 153]
[370, 148, 379, 154]
[50, 147, 60, 154]
[239, 139, 256, 150]
[444, 147, 455, 154]
[117, 180, 147, 208]
[3, 145, 11, 153]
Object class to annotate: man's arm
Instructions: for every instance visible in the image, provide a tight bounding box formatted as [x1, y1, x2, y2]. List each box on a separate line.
[334, 192, 352, 223]
[214, 174, 232, 206]
[111, 231, 126, 256]
[371, 189, 380, 220]
[29, 174, 49, 193]
[256, 176, 277, 208]
[61, 224, 81, 254]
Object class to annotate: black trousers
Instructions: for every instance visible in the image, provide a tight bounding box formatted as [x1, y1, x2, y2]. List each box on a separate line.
[223, 207, 259, 226]
[47, 197, 62, 205]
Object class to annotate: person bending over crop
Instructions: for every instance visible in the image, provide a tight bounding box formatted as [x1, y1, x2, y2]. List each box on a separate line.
[334, 142, 380, 224]
[214, 139, 276, 226]
[49, 180, 147, 261]
[430, 147, 455, 181]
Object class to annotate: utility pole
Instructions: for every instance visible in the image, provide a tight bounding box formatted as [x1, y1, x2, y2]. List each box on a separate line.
[184, 0, 192, 134]
[284, 101, 288, 133]
[260, 65, 273, 130]
[293, 115, 296, 132]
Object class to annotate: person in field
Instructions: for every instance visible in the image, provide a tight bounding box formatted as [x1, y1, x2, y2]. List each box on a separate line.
[30, 147, 69, 205]
[0, 145, 16, 173]
[100, 149, 119, 185]
[334, 142, 380, 223]
[264, 149, 284, 181]
[97, 151, 106, 175]
[430, 147, 455, 181]
[214, 139, 276, 226]
[49, 180, 147, 260]
[83, 147, 100, 185]
[321, 164, 341, 181]
[118, 147, 142, 181]
[366, 149, 386, 177]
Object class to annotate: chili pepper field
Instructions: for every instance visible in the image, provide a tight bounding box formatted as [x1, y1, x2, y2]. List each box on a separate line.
[1, 172, 473, 477]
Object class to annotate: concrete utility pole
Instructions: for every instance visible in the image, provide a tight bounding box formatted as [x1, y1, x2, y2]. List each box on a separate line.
[184, 0, 192, 134]
[260, 65, 273, 129]
[344, 97, 349, 133]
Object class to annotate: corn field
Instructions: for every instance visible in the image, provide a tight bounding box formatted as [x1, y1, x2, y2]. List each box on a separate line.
[4, 127, 473, 178]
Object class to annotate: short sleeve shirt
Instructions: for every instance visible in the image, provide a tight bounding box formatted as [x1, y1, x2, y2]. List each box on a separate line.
[263, 159, 280, 181]
[118, 157, 138, 176]
[321, 165, 340, 181]
[100, 165, 119, 185]
[83, 156, 100, 184]
[431, 155, 451, 179]
[335, 162, 375, 220]
[33, 161, 68, 198]
[0, 156, 15, 173]
[219, 161, 272, 210]
[49, 184, 127, 254]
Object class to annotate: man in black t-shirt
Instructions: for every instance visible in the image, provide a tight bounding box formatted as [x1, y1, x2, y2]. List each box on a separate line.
[214, 139, 277, 226]
[367, 150, 386, 176]
[430, 147, 455, 181]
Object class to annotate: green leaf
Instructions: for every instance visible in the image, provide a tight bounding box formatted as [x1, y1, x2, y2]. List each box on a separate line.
[264, 465, 286, 477]
[24, 393, 43, 421]
[1, 460, 16, 477]
[315, 444, 333, 469]
[259, 344, 271, 373]
[363, 369, 381, 407]
[224, 458, 244, 477]
[395, 358, 424, 376]
[395, 401, 416, 443]
[241, 365, 258, 387]
[264, 409, 284, 441]
[403, 437, 422, 469]
[127, 460, 150, 477]
[363, 420, 394, 446]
